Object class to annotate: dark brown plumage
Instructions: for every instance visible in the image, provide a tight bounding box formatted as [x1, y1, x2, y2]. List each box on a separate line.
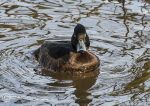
[34, 24, 100, 73]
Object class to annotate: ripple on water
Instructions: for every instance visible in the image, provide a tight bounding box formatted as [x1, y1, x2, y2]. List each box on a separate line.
[0, 0, 150, 105]
[0, 18, 45, 31]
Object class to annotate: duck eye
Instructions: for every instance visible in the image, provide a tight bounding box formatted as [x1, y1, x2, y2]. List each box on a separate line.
[73, 34, 76, 37]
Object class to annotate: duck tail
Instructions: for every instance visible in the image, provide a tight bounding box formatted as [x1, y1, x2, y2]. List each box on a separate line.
[33, 48, 40, 60]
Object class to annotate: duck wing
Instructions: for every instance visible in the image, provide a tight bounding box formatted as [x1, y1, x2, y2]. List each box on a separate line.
[41, 41, 72, 59]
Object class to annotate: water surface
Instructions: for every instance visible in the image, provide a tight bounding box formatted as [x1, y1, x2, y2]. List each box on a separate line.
[0, 0, 150, 105]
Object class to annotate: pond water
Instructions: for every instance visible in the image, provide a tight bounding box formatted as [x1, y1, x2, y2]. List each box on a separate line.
[0, 0, 150, 105]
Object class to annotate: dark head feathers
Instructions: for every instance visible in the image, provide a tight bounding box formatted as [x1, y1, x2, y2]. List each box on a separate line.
[71, 24, 90, 51]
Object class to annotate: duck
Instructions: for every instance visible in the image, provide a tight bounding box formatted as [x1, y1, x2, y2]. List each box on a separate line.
[34, 24, 100, 74]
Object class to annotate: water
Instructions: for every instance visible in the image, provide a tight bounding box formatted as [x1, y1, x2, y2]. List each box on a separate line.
[0, 0, 150, 105]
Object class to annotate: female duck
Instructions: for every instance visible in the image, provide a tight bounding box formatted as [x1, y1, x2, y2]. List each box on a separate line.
[34, 24, 100, 74]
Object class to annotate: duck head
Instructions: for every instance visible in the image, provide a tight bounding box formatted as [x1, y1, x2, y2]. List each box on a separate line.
[71, 24, 90, 53]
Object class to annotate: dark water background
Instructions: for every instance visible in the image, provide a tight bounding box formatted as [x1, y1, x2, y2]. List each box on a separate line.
[0, 0, 150, 105]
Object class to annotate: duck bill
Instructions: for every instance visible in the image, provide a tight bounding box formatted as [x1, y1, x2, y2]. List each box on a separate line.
[77, 40, 86, 53]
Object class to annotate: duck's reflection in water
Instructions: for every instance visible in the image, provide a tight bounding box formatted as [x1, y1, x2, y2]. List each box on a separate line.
[41, 69, 99, 105]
